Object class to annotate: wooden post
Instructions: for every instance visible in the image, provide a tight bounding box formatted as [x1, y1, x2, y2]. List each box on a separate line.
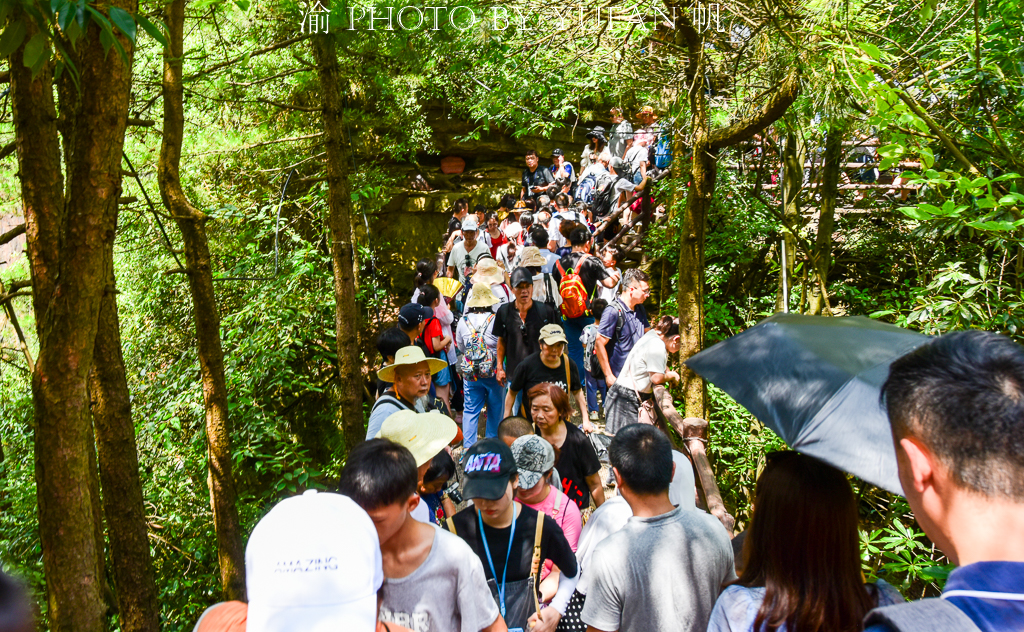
[653, 385, 735, 534]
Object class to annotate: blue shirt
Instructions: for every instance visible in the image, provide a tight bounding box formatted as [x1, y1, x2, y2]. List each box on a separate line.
[596, 298, 644, 377]
[865, 561, 1024, 632]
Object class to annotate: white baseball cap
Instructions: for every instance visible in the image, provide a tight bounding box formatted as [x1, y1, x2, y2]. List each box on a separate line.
[245, 490, 383, 632]
[461, 216, 480, 231]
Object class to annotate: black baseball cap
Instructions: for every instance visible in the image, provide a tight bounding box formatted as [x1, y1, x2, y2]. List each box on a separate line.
[462, 438, 517, 500]
[510, 267, 533, 288]
[551, 148, 564, 157]
[398, 303, 433, 327]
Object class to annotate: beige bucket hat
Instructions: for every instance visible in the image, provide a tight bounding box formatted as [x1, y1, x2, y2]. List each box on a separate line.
[466, 283, 500, 309]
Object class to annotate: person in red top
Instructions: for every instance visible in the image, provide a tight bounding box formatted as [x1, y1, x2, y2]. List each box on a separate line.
[483, 212, 508, 259]
[416, 285, 452, 410]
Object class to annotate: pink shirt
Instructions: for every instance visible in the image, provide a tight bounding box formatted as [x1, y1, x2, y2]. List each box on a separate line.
[522, 486, 582, 581]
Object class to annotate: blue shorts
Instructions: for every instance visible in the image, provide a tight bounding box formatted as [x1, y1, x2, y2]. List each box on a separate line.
[434, 364, 452, 387]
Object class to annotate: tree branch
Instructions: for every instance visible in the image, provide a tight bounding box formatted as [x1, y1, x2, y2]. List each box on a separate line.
[710, 68, 801, 149]
[184, 34, 312, 81]
[0, 223, 26, 246]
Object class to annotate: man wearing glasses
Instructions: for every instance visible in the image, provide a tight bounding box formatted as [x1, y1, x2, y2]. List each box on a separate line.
[594, 268, 651, 386]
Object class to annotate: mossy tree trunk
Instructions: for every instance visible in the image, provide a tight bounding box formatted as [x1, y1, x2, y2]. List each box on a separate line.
[158, 0, 247, 600]
[310, 28, 365, 450]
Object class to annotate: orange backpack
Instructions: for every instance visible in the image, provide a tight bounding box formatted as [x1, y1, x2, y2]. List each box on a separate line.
[556, 257, 591, 319]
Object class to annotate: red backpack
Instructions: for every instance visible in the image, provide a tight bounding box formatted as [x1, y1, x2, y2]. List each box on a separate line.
[556, 257, 591, 319]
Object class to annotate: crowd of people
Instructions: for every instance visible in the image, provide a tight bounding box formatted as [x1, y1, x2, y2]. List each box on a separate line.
[175, 330, 1021, 632]
[2, 109, 1013, 632]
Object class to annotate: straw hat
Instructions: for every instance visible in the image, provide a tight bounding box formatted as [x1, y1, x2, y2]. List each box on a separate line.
[466, 283, 500, 309]
[519, 246, 548, 268]
[377, 346, 447, 382]
[472, 258, 505, 286]
[376, 410, 457, 467]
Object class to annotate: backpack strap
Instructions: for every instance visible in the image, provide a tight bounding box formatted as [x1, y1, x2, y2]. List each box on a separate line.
[563, 353, 571, 392]
[530, 509, 545, 616]
[371, 394, 407, 414]
[863, 600, 983, 632]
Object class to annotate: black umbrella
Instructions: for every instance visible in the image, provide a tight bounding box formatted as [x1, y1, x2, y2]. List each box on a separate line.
[685, 313, 931, 495]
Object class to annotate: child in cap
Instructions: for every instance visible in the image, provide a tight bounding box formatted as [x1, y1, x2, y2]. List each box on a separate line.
[338, 439, 502, 632]
[450, 438, 579, 632]
[512, 435, 582, 603]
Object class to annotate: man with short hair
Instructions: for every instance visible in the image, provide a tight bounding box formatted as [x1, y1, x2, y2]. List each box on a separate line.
[864, 331, 1024, 632]
[366, 346, 447, 440]
[504, 324, 588, 426]
[338, 439, 505, 632]
[553, 227, 620, 385]
[444, 198, 469, 256]
[595, 269, 649, 385]
[493, 267, 560, 388]
[522, 150, 555, 206]
[581, 424, 735, 632]
[446, 215, 489, 285]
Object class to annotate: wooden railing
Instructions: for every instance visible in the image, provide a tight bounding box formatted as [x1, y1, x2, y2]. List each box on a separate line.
[652, 385, 735, 534]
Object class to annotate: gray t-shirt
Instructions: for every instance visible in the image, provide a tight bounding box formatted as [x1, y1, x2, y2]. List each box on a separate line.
[379, 525, 500, 632]
[581, 507, 737, 632]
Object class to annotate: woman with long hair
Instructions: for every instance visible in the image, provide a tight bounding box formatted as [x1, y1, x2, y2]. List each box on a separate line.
[529, 383, 604, 511]
[603, 315, 681, 435]
[707, 451, 903, 632]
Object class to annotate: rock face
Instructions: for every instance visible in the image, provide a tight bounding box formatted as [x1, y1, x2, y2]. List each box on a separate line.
[360, 105, 603, 291]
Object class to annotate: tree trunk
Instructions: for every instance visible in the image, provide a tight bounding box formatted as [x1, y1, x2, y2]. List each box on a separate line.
[777, 130, 804, 312]
[676, 66, 802, 420]
[678, 70, 714, 420]
[310, 30, 365, 450]
[808, 125, 843, 315]
[158, 0, 246, 601]
[11, 4, 136, 628]
[90, 234, 161, 631]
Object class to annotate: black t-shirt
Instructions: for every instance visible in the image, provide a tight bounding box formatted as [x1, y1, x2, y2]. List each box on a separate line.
[552, 252, 612, 299]
[539, 421, 601, 509]
[509, 352, 582, 422]
[492, 301, 560, 378]
[522, 166, 554, 198]
[451, 503, 578, 583]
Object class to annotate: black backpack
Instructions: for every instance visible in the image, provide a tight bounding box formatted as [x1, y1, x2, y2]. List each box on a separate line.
[590, 176, 623, 218]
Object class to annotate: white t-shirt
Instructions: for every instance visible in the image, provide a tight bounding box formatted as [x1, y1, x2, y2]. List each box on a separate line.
[614, 330, 668, 394]
[490, 283, 513, 313]
[549, 211, 588, 249]
[624, 144, 648, 173]
[612, 177, 638, 206]
[411, 496, 431, 523]
[599, 266, 622, 302]
[379, 525, 501, 632]
[446, 240, 490, 284]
